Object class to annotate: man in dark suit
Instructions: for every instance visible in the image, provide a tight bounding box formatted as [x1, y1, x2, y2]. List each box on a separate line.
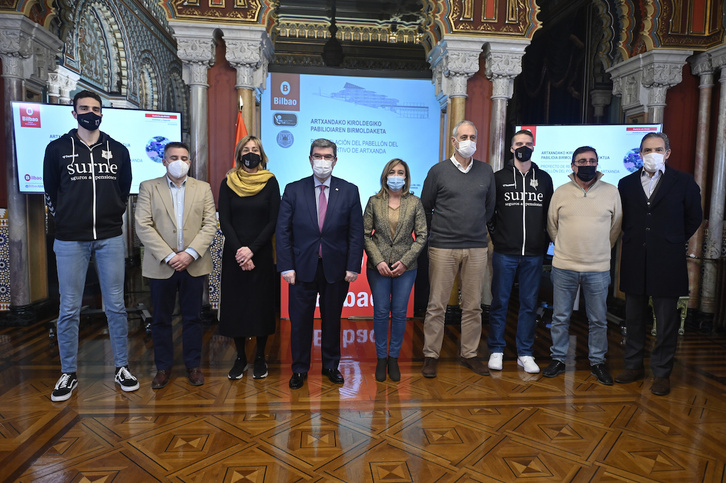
[276, 138, 364, 390]
[615, 132, 702, 396]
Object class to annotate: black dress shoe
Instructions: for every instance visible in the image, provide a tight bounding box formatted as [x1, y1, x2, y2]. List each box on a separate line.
[590, 363, 613, 385]
[289, 372, 307, 389]
[651, 377, 670, 396]
[322, 368, 344, 384]
[614, 368, 645, 384]
[542, 360, 566, 378]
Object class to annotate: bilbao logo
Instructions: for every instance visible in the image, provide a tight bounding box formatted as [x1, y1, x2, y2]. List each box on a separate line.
[19, 104, 41, 128]
[270, 73, 300, 112]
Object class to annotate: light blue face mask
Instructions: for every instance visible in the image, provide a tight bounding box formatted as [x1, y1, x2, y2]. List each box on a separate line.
[387, 175, 405, 191]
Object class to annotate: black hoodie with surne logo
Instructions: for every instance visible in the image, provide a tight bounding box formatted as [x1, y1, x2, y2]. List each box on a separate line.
[43, 129, 132, 241]
[488, 160, 554, 256]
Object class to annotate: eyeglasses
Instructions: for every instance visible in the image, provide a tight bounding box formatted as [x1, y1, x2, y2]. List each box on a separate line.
[311, 154, 335, 161]
[574, 159, 598, 166]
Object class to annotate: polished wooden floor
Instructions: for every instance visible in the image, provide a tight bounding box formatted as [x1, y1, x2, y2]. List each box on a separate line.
[2, 301, 726, 482]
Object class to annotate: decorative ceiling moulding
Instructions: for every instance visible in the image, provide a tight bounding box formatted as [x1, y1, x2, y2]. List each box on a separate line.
[654, 0, 724, 50]
[161, 0, 272, 25]
[597, 0, 724, 64]
[275, 20, 423, 45]
[435, 0, 540, 39]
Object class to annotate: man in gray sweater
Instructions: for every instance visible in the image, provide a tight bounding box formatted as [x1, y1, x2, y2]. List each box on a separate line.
[420, 120, 496, 378]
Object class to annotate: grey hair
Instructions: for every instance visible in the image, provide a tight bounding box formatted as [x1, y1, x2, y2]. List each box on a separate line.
[452, 120, 477, 138]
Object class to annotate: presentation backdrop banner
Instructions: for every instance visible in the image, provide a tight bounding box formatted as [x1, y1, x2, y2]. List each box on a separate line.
[517, 124, 662, 188]
[11, 102, 182, 194]
[261, 72, 441, 201]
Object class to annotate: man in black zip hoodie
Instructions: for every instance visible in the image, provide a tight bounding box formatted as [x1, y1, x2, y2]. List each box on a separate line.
[487, 130, 553, 374]
[44, 90, 138, 402]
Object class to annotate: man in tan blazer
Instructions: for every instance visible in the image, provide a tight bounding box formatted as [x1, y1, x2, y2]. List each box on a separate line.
[135, 142, 217, 389]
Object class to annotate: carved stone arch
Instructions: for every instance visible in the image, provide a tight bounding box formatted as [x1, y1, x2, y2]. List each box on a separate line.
[70, 0, 129, 95]
[138, 51, 160, 109]
[167, 66, 189, 133]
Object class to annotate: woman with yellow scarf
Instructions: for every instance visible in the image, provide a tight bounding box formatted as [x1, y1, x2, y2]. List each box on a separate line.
[218, 136, 280, 380]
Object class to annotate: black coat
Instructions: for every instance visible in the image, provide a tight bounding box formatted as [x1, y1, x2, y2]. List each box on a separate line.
[618, 167, 702, 297]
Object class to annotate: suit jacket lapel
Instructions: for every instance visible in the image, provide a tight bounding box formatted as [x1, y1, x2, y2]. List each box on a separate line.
[648, 167, 676, 207]
[182, 177, 196, 228]
[155, 177, 176, 226]
[323, 177, 341, 231]
[305, 176, 319, 229]
[391, 195, 409, 242]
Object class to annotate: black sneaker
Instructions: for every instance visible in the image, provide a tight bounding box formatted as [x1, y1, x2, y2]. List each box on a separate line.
[228, 357, 248, 380]
[51, 373, 78, 402]
[115, 366, 140, 392]
[253, 356, 268, 379]
[542, 360, 566, 378]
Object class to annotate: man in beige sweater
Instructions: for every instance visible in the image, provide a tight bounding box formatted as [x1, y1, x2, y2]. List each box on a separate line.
[542, 146, 622, 385]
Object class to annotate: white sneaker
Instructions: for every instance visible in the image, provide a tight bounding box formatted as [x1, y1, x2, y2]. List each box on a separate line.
[517, 356, 540, 374]
[488, 352, 503, 371]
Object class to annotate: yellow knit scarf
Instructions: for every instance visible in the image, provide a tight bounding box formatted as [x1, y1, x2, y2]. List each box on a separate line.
[226, 169, 274, 197]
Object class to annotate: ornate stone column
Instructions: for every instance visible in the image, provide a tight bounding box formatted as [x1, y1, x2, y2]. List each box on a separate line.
[171, 23, 216, 182]
[484, 40, 528, 171]
[688, 53, 713, 312]
[607, 50, 692, 123]
[47, 66, 80, 105]
[590, 89, 612, 123]
[224, 27, 273, 137]
[0, 14, 62, 320]
[701, 44, 726, 317]
[428, 36, 485, 157]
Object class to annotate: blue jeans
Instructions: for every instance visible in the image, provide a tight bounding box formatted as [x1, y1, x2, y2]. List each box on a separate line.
[368, 268, 417, 358]
[550, 267, 610, 365]
[488, 252, 543, 356]
[54, 235, 128, 373]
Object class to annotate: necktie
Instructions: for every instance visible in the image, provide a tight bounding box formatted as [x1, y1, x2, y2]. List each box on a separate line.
[318, 185, 327, 231]
[318, 185, 327, 257]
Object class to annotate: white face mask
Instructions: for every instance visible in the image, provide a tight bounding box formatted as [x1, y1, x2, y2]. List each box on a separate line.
[642, 152, 665, 173]
[312, 159, 334, 179]
[456, 139, 476, 158]
[167, 160, 190, 179]
[387, 175, 405, 191]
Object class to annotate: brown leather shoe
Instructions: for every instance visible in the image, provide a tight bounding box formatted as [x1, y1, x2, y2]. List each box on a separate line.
[614, 368, 645, 384]
[187, 367, 205, 386]
[461, 357, 490, 376]
[422, 357, 438, 378]
[651, 377, 670, 396]
[152, 370, 170, 389]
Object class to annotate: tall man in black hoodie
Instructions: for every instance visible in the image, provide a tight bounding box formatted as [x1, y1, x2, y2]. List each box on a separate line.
[44, 90, 139, 402]
[487, 130, 553, 374]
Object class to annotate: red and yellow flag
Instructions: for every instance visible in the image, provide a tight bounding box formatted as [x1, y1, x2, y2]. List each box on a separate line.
[233, 110, 248, 167]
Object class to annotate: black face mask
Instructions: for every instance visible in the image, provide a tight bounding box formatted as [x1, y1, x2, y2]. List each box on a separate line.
[242, 152, 261, 169]
[576, 165, 597, 182]
[76, 112, 102, 131]
[514, 146, 533, 162]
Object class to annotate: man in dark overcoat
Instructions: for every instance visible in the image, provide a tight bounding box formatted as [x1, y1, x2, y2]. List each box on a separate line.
[615, 132, 702, 396]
